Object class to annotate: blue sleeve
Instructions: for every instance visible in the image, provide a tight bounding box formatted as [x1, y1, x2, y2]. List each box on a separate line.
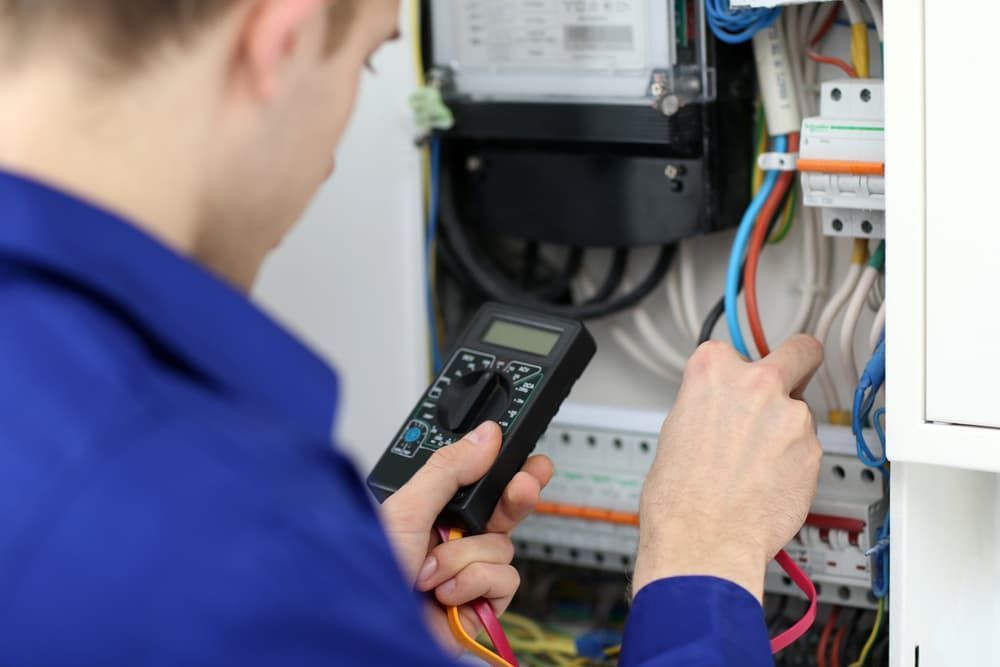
[0, 420, 461, 667]
[619, 577, 773, 667]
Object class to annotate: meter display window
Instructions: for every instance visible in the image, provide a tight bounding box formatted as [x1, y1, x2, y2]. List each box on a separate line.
[482, 320, 560, 357]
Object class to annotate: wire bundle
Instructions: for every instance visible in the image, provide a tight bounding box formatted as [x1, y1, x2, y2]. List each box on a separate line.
[437, 527, 519, 667]
[852, 335, 886, 470]
[706, 0, 781, 44]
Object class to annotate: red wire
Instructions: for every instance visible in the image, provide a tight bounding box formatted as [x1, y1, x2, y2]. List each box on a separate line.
[810, 3, 842, 46]
[771, 551, 818, 654]
[435, 526, 518, 665]
[816, 606, 841, 667]
[744, 133, 799, 358]
[806, 50, 859, 78]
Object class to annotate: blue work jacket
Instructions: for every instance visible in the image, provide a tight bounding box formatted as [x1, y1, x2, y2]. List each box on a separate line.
[0, 170, 772, 666]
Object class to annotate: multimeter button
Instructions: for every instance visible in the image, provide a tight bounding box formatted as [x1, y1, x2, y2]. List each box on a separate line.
[403, 426, 423, 443]
[437, 370, 511, 434]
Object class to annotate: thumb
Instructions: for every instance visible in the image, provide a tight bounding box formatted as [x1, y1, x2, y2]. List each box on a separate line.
[384, 421, 503, 531]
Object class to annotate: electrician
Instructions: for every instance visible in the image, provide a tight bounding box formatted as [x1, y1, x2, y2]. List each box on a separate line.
[0, 1, 824, 665]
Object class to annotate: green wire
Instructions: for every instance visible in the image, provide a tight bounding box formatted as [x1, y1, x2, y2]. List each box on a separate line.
[868, 239, 886, 270]
[767, 187, 798, 245]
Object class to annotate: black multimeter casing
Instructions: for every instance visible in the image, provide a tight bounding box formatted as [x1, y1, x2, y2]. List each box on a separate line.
[367, 303, 596, 534]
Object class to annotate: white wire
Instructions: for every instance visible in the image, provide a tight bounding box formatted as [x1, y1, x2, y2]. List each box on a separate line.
[665, 259, 695, 342]
[786, 192, 818, 335]
[814, 260, 863, 415]
[575, 269, 685, 381]
[839, 265, 879, 388]
[863, 0, 884, 42]
[632, 305, 690, 374]
[785, 7, 813, 122]
[842, 0, 864, 26]
[869, 301, 886, 352]
[678, 241, 702, 343]
[812, 212, 834, 328]
[610, 327, 681, 381]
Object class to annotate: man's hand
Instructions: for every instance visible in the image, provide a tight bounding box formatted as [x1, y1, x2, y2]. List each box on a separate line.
[380, 421, 553, 653]
[634, 335, 824, 603]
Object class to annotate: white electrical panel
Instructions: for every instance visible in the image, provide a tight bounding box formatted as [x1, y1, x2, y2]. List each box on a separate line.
[429, 0, 713, 105]
[800, 79, 885, 239]
[514, 403, 886, 609]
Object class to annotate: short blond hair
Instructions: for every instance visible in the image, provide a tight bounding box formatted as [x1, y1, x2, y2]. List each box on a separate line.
[0, 0, 356, 64]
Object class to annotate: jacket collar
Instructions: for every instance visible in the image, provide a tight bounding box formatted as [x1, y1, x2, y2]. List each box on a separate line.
[0, 169, 339, 440]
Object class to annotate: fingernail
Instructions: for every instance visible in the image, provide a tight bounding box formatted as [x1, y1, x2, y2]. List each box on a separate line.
[438, 578, 457, 595]
[417, 556, 437, 585]
[467, 421, 495, 445]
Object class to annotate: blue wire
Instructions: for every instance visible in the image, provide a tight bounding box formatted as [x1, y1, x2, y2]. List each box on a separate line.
[706, 0, 781, 44]
[873, 407, 887, 451]
[725, 134, 787, 358]
[426, 136, 443, 373]
[853, 336, 887, 471]
[872, 516, 890, 599]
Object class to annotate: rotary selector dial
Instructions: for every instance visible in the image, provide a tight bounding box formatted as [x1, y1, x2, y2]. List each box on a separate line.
[437, 370, 512, 434]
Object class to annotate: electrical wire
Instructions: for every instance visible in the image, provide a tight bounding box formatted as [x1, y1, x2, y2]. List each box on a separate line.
[834, 609, 863, 667]
[817, 606, 841, 667]
[863, 0, 884, 43]
[438, 527, 517, 667]
[744, 133, 800, 357]
[679, 241, 703, 344]
[532, 248, 585, 301]
[725, 135, 787, 358]
[666, 259, 697, 342]
[814, 240, 868, 423]
[845, 0, 871, 78]
[839, 242, 884, 388]
[439, 171, 676, 320]
[768, 186, 798, 245]
[853, 335, 886, 470]
[706, 0, 781, 44]
[847, 599, 884, 667]
[806, 50, 859, 78]
[426, 135, 444, 373]
[868, 301, 886, 353]
[771, 551, 818, 654]
[574, 270, 685, 381]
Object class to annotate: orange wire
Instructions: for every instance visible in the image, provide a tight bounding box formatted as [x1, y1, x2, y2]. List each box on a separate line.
[807, 50, 859, 78]
[744, 133, 800, 358]
[442, 529, 515, 667]
[831, 615, 849, 667]
[817, 606, 841, 667]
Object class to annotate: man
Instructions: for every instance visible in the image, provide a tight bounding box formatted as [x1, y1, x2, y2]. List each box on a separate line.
[0, 1, 823, 665]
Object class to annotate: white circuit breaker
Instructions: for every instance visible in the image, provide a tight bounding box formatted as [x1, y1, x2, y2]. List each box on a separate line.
[515, 404, 886, 609]
[800, 79, 885, 239]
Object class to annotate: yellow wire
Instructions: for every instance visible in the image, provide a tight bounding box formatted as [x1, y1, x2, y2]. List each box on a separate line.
[443, 529, 514, 667]
[410, 0, 425, 88]
[847, 598, 885, 667]
[851, 238, 870, 265]
[850, 22, 870, 78]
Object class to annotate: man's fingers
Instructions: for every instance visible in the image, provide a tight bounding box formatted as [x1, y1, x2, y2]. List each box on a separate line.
[382, 421, 502, 531]
[756, 334, 824, 396]
[485, 456, 553, 534]
[416, 532, 515, 591]
[433, 562, 521, 610]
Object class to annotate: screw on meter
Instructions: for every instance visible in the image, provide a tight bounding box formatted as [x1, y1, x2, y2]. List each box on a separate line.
[367, 303, 596, 534]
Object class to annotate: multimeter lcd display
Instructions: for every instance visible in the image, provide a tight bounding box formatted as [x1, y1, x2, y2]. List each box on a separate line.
[481, 319, 560, 357]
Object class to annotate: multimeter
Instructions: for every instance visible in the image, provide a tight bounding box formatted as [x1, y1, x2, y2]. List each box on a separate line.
[367, 303, 596, 534]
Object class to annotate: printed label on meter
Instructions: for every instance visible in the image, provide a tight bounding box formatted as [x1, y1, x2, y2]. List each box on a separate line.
[455, 0, 647, 70]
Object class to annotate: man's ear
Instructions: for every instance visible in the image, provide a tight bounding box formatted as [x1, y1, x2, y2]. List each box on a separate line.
[240, 0, 327, 101]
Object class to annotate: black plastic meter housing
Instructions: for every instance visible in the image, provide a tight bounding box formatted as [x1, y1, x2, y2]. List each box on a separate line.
[367, 304, 596, 534]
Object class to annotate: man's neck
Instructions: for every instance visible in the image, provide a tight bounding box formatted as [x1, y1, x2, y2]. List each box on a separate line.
[0, 57, 258, 291]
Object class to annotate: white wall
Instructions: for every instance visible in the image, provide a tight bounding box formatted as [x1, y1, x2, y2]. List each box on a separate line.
[254, 1, 427, 473]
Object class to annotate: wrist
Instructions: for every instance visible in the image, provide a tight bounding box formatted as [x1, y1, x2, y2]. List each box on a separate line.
[632, 516, 768, 604]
